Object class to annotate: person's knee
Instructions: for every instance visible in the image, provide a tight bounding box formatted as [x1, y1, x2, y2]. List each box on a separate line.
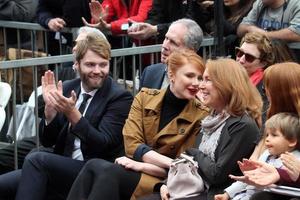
[0, 170, 22, 199]
[23, 151, 51, 169]
[83, 159, 120, 177]
[85, 159, 113, 172]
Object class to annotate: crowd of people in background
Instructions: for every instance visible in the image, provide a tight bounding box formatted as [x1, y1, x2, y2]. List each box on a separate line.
[0, 0, 300, 200]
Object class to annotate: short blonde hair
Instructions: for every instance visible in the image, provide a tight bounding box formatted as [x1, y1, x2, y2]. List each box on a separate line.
[75, 32, 111, 62]
[206, 58, 262, 122]
[266, 112, 300, 150]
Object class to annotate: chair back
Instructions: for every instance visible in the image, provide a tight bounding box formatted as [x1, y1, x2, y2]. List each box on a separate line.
[0, 82, 12, 131]
[0, 82, 11, 108]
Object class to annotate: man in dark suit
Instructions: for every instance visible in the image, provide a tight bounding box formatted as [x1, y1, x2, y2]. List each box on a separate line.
[139, 18, 204, 89]
[0, 27, 108, 175]
[0, 32, 133, 200]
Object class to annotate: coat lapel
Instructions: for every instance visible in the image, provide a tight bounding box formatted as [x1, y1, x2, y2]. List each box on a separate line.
[144, 89, 166, 115]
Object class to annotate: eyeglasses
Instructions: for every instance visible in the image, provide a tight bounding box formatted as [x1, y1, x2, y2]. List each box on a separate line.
[235, 47, 260, 63]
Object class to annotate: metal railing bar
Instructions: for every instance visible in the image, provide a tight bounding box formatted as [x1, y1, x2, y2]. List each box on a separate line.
[0, 20, 76, 33]
[0, 54, 73, 69]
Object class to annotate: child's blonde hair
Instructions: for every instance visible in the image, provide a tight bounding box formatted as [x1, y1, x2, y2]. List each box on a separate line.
[265, 112, 300, 150]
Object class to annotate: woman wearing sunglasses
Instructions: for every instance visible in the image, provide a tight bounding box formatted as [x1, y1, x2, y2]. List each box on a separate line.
[236, 32, 274, 94]
[236, 32, 274, 124]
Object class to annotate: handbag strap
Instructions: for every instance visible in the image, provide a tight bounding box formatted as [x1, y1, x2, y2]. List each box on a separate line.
[180, 153, 198, 167]
[172, 157, 187, 165]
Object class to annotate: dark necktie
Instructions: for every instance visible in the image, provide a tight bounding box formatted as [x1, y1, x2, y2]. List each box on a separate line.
[64, 93, 92, 157]
[78, 93, 92, 114]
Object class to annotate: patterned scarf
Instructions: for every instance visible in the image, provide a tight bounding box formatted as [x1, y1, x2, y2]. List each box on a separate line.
[198, 111, 230, 161]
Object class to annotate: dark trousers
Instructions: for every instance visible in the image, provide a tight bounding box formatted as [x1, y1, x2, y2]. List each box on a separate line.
[67, 159, 141, 200]
[0, 151, 85, 200]
[0, 136, 36, 174]
[0, 169, 21, 200]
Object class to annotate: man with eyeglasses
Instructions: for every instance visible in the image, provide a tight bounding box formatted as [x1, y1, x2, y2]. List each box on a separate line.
[237, 0, 300, 42]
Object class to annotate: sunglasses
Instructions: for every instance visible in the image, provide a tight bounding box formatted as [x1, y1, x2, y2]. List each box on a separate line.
[235, 47, 260, 63]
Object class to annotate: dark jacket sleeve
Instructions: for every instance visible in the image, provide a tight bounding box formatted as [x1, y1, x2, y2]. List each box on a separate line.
[36, 0, 63, 28]
[186, 115, 259, 186]
[39, 80, 73, 147]
[71, 89, 133, 157]
[277, 168, 300, 187]
[39, 79, 76, 147]
[39, 113, 66, 147]
[186, 0, 211, 33]
[146, 0, 170, 37]
[0, 0, 37, 21]
[223, 19, 237, 36]
[146, 0, 165, 25]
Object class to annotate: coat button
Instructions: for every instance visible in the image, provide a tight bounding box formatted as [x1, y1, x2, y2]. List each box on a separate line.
[179, 128, 185, 134]
[149, 89, 160, 95]
[152, 90, 159, 95]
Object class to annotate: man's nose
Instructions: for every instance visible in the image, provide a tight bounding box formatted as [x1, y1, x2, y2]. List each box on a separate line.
[93, 65, 102, 73]
[239, 55, 247, 64]
[162, 40, 169, 50]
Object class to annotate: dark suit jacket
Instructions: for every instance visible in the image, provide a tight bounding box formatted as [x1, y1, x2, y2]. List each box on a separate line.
[37, 0, 91, 28]
[187, 113, 260, 200]
[139, 63, 166, 90]
[147, 0, 209, 40]
[39, 77, 133, 162]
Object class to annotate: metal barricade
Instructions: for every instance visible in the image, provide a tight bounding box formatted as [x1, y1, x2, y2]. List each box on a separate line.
[0, 21, 78, 107]
[0, 38, 215, 170]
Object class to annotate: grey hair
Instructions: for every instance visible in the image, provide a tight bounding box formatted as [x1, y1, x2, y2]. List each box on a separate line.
[171, 18, 203, 51]
[77, 26, 107, 40]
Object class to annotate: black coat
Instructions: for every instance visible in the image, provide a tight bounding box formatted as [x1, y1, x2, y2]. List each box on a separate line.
[146, 0, 209, 40]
